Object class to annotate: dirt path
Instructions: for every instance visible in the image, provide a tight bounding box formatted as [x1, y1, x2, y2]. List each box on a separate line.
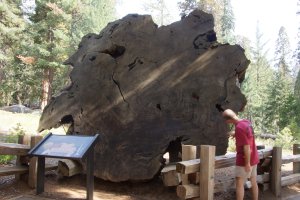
[1, 165, 300, 200]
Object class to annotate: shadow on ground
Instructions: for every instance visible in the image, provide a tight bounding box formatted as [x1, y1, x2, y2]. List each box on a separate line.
[1, 170, 300, 200]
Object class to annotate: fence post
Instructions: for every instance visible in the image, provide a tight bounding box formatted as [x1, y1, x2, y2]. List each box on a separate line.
[271, 146, 282, 197]
[199, 145, 215, 200]
[15, 135, 27, 180]
[293, 144, 300, 174]
[181, 145, 197, 184]
[28, 135, 43, 188]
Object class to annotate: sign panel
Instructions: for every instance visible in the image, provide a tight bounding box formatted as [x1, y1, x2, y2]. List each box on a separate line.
[29, 133, 99, 159]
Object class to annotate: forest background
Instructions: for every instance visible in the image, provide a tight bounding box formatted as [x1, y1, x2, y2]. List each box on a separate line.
[1, 0, 300, 150]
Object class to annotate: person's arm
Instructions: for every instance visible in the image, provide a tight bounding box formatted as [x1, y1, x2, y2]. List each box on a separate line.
[243, 144, 251, 172]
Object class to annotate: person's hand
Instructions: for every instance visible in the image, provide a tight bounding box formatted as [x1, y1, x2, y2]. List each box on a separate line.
[245, 163, 251, 172]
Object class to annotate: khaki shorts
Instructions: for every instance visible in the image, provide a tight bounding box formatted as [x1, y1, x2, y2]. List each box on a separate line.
[235, 165, 257, 179]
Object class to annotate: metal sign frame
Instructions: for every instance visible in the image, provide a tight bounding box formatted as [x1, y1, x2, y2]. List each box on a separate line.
[28, 133, 99, 200]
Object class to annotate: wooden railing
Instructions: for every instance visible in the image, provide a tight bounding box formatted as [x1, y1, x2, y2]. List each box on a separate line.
[0, 135, 57, 188]
[161, 144, 300, 200]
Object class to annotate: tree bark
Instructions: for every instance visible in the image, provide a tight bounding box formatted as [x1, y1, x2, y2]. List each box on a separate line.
[41, 68, 54, 110]
[38, 10, 249, 182]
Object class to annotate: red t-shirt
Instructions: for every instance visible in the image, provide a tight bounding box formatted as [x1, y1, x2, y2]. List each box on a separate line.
[235, 120, 259, 166]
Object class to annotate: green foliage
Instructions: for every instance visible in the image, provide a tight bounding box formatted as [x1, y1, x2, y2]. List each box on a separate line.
[0, 123, 26, 164]
[178, 0, 235, 43]
[274, 127, 295, 150]
[69, 0, 116, 48]
[263, 72, 293, 132]
[289, 119, 300, 142]
[178, 0, 198, 16]
[219, 0, 235, 43]
[143, 0, 172, 26]
[0, 0, 27, 106]
[0, 0, 25, 47]
[295, 70, 300, 98]
[10, 123, 26, 136]
[240, 26, 272, 133]
[256, 138, 275, 149]
[274, 27, 292, 77]
[0, 155, 15, 164]
[275, 30, 293, 78]
[227, 137, 236, 152]
[0, 0, 116, 107]
[263, 26, 295, 135]
[1, 59, 42, 106]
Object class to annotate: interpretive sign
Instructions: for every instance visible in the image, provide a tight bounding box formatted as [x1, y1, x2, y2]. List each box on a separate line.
[28, 133, 99, 200]
[29, 133, 98, 159]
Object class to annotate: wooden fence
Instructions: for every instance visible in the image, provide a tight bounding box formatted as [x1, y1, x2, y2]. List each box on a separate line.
[161, 144, 300, 200]
[0, 135, 57, 188]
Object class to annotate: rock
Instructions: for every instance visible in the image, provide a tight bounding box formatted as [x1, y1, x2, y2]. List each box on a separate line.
[0, 105, 33, 113]
[38, 9, 250, 182]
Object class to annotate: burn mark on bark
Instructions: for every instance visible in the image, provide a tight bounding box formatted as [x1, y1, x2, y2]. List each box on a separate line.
[60, 115, 74, 124]
[156, 104, 161, 111]
[81, 54, 86, 62]
[89, 56, 96, 61]
[101, 45, 126, 59]
[193, 33, 206, 49]
[109, 23, 119, 34]
[206, 30, 216, 42]
[215, 104, 224, 112]
[165, 137, 183, 163]
[112, 72, 129, 105]
[192, 93, 199, 101]
[193, 31, 216, 49]
[128, 57, 144, 71]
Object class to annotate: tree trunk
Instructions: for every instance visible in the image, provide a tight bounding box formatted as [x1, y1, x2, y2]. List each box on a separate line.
[41, 68, 54, 110]
[0, 66, 4, 84]
[38, 10, 249, 182]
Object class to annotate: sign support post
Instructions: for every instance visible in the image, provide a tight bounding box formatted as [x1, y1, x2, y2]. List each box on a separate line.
[87, 148, 94, 200]
[37, 156, 45, 194]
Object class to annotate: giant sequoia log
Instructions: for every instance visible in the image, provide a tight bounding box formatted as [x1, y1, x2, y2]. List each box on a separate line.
[38, 10, 250, 182]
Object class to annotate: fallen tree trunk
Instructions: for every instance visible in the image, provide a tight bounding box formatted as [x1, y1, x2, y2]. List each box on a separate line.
[38, 9, 250, 182]
[57, 159, 82, 177]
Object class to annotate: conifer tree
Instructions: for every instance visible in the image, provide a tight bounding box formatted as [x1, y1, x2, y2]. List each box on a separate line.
[0, 0, 27, 105]
[27, 1, 74, 109]
[219, 0, 235, 43]
[241, 24, 272, 133]
[69, 0, 116, 49]
[143, 0, 172, 26]
[26, 0, 116, 109]
[178, 0, 235, 43]
[290, 0, 300, 139]
[264, 26, 294, 134]
[274, 26, 292, 77]
[178, 0, 197, 17]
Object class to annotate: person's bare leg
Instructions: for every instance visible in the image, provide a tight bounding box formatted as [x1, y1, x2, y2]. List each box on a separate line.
[236, 176, 245, 200]
[249, 176, 258, 200]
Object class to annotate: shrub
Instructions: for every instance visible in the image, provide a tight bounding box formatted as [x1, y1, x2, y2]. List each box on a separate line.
[227, 137, 236, 153]
[0, 123, 26, 164]
[274, 127, 295, 150]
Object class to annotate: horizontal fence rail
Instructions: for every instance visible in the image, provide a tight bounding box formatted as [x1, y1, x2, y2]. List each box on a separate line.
[161, 144, 300, 200]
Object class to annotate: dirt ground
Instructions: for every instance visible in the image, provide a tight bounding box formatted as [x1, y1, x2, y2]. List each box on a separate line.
[1, 163, 300, 200]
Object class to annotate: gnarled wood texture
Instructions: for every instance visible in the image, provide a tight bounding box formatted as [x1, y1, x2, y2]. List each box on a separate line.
[38, 10, 250, 182]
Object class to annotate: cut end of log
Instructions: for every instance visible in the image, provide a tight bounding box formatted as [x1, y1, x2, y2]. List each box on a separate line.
[38, 9, 250, 181]
[57, 159, 82, 177]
